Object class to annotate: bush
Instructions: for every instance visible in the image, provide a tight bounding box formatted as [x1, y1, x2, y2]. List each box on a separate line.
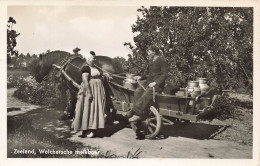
[7, 70, 31, 88]
[12, 72, 63, 107]
[7, 74, 22, 88]
[205, 94, 236, 120]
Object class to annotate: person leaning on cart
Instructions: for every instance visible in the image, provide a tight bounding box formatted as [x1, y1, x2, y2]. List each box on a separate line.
[126, 46, 168, 122]
[71, 52, 109, 138]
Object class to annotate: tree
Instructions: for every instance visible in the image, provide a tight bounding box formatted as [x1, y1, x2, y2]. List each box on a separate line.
[113, 56, 127, 73]
[125, 7, 253, 90]
[19, 53, 25, 58]
[32, 54, 37, 58]
[7, 17, 20, 64]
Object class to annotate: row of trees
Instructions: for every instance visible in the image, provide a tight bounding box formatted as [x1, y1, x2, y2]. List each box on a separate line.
[8, 53, 38, 69]
[124, 7, 253, 90]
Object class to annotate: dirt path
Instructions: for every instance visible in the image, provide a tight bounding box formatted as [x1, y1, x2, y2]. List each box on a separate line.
[7, 89, 252, 158]
[7, 88, 30, 108]
[7, 88, 40, 116]
[68, 121, 252, 158]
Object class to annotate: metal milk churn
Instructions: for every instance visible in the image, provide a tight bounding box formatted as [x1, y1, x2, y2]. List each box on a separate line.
[186, 81, 201, 97]
[197, 78, 210, 94]
[123, 74, 137, 90]
[186, 81, 201, 112]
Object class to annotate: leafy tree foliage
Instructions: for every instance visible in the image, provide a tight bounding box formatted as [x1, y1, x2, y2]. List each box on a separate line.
[113, 56, 129, 74]
[8, 52, 37, 70]
[7, 17, 20, 64]
[125, 7, 253, 90]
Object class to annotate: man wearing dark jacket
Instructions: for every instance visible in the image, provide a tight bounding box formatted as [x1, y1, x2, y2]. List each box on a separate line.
[127, 46, 168, 122]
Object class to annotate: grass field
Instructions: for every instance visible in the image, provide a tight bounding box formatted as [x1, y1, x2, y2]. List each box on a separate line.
[7, 114, 127, 158]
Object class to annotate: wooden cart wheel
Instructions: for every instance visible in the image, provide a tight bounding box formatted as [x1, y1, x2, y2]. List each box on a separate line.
[130, 106, 162, 139]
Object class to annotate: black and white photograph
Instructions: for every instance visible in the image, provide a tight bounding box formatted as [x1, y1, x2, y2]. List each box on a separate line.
[1, 0, 260, 165]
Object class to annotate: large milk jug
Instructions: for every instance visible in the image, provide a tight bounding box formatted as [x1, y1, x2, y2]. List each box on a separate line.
[197, 78, 210, 94]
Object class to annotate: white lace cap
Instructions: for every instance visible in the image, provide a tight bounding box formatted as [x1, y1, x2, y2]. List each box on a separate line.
[83, 53, 95, 64]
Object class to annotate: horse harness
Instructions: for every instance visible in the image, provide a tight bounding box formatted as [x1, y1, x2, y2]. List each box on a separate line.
[60, 55, 83, 71]
[53, 55, 84, 91]
[53, 55, 157, 102]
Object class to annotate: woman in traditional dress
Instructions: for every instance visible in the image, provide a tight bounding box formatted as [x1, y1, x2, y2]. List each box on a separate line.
[72, 54, 107, 138]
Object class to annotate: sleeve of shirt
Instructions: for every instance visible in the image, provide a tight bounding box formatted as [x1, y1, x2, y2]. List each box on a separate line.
[81, 65, 91, 74]
[155, 57, 168, 85]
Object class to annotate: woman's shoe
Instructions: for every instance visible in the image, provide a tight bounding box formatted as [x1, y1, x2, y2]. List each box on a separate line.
[78, 130, 87, 138]
[86, 130, 95, 138]
[78, 134, 86, 138]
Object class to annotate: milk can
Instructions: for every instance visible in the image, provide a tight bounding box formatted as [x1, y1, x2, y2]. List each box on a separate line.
[197, 78, 210, 93]
[186, 81, 201, 97]
[123, 74, 137, 90]
[186, 81, 201, 112]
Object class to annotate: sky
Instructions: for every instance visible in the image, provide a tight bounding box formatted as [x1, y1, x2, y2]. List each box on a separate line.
[7, 6, 140, 59]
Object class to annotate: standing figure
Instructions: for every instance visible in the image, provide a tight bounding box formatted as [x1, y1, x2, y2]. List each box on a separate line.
[127, 46, 168, 122]
[72, 53, 106, 138]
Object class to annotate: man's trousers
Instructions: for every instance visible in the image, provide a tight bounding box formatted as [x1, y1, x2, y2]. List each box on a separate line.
[132, 83, 163, 117]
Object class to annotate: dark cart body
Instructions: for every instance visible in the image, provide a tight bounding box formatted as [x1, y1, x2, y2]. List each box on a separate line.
[108, 74, 222, 139]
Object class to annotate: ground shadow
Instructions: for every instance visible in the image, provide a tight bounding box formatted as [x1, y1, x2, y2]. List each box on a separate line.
[96, 115, 130, 138]
[7, 107, 21, 112]
[8, 108, 72, 139]
[158, 121, 229, 140]
[7, 107, 228, 143]
[7, 108, 130, 158]
[8, 107, 129, 140]
[7, 114, 93, 158]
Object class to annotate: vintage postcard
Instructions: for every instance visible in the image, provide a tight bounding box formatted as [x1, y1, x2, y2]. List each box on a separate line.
[0, 0, 259, 166]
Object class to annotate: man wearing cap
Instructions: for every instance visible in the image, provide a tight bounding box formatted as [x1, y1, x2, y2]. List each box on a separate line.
[126, 46, 168, 122]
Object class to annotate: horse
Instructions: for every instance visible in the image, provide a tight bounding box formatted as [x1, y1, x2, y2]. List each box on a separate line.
[33, 50, 116, 119]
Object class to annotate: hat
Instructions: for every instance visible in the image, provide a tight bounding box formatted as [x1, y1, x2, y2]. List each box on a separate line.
[90, 51, 96, 56]
[84, 51, 96, 64]
[73, 47, 81, 53]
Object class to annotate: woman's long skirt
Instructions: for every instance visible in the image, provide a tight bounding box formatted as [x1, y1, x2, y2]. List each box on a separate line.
[72, 78, 106, 131]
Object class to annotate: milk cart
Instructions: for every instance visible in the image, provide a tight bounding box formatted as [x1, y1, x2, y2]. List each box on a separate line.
[107, 74, 226, 139]
[53, 62, 226, 139]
